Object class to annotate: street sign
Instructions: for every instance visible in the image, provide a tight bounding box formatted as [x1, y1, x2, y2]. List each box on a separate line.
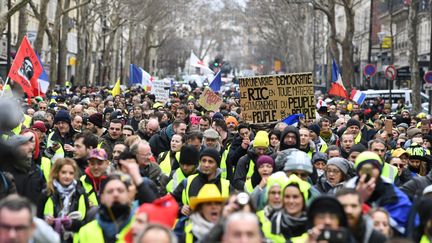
[424, 71, 432, 84]
[385, 65, 397, 80]
[363, 64, 376, 77]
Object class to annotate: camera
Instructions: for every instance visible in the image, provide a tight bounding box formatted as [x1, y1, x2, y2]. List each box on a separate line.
[235, 192, 250, 208]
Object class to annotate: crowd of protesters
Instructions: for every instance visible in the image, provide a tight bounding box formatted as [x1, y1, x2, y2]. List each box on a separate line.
[1, 83, 432, 243]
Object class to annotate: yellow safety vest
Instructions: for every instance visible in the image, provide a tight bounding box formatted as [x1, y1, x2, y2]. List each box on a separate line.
[219, 144, 232, 179]
[47, 132, 65, 159]
[80, 175, 99, 207]
[319, 142, 328, 153]
[420, 235, 431, 243]
[159, 151, 180, 176]
[166, 168, 187, 193]
[381, 163, 397, 183]
[41, 157, 52, 182]
[184, 222, 195, 243]
[261, 216, 286, 243]
[181, 174, 230, 206]
[43, 194, 87, 220]
[245, 179, 254, 193]
[354, 133, 362, 144]
[23, 114, 32, 128]
[74, 218, 133, 243]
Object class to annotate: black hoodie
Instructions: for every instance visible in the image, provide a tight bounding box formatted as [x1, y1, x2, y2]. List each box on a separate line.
[279, 126, 300, 151]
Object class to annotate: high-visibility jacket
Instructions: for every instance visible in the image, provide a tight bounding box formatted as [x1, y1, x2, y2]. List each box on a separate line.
[166, 168, 188, 193]
[80, 175, 99, 207]
[40, 157, 52, 182]
[184, 222, 196, 243]
[43, 193, 87, 220]
[181, 174, 230, 206]
[47, 132, 65, 160]
[159, 151, 180, 176]
[74, 218, 133, 243]
[381, 163, 398, 183]
[219, 144, 232, 179]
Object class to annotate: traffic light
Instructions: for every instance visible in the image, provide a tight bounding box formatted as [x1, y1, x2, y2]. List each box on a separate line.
[213, 62, 219, 67]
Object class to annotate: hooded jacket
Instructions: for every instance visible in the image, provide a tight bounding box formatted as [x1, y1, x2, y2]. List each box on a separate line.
[148, 126, 172, 157]
[279, 126, 300, 151]
[233, 146, 274, 191]
[401, 169, 432, 200]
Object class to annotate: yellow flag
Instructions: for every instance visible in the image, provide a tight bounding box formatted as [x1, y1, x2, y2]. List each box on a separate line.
[112, 79, 121, 96]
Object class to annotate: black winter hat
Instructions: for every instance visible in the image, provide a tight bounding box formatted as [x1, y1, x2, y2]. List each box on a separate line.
[308, 196, 348, 228]
[54, 110, 71, 124]
[308, 123, 321, 136]
[180, 145, 200, 166]
[346, 119, 361, 129]
[349, 143, 367, 154]
[89, 113, 103, 128]
[200, 148, 221, 165]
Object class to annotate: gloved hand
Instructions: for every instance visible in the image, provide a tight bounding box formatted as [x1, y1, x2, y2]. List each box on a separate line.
[61, 216, 72, 229]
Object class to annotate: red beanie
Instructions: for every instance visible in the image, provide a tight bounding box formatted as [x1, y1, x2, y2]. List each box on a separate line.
[135, 194, 179, 228]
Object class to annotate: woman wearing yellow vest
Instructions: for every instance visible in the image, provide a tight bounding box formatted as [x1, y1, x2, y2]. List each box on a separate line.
[244, 155, 275, 193]
[37, 158, 90, 243]
[158, 134, 183, 176]
[183, 184, 227, 243]
[262, 174, 311, 243]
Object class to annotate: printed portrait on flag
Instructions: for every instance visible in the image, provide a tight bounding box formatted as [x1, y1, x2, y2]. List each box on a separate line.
[7, 36, 42, 97]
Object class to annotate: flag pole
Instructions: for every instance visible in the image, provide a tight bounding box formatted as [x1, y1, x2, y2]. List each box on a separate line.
[1, 77, 10, 97]
[38, 82, 41, 96]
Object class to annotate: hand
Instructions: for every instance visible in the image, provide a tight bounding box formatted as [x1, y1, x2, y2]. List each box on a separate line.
[45, 215, 54, 225]
[119, 160, 143, 185]
[356, 174, 376, 203]
[51, 143, 60, 151]
[307, 225, 324, 243]
[259, 176, 268, 189]
[181, 205, 191, 216]
[222, 196, 240, 218]
[64, 144, 75, 152]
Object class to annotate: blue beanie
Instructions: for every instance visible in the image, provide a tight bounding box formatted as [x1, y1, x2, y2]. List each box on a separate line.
[54, 110, 71, 124]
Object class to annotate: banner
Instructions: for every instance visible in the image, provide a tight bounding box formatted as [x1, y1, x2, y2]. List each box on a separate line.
[151, 79, 171, 103]
[197, 87, 223, 112]
[239, 72, 316, 124]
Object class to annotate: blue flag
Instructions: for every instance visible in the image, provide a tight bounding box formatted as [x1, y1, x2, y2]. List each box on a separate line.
[36, 53, 49, 94]
[282, 114, 304, 126]
[209, 71, 222, 92]
[129, 64, 152, 87]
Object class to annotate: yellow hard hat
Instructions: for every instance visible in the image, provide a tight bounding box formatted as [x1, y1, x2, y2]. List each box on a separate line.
[189, 184, 227, 210]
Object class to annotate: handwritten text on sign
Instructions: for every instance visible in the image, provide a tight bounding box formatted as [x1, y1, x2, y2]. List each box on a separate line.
[239, 73, 316, 124]
[197, 87, 223, 112]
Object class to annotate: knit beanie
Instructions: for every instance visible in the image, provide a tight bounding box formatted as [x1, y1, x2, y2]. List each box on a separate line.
[32, 121, 47, 133]
[354, 151, 383, 173]
[256, 155, 275, 168]
[407, 127, 422, 139]
[346, 119, 361, 129]
[349, 143, 367, 154]
[327, 157, 350, 176]
[200, 148, 221, 165]
[212, 112, 224, 121]
[88, 113, 103, 128]
[253, 130, 269, 148]
[312, 152, 328, 165]
[308, 123, 321, 136]
[308, 196, 348, 228]
[225, 116, 239, 127]
[54, 110, 71, 124]
[283, 149, 313, 174]
[135, 194, 179, 228]
[180, 145, 200, 166]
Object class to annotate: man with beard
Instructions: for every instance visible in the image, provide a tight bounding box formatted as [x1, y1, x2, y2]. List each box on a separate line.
[233, 130, 273, 191]
[1, 135, 43, 203]
[279, 126, 300, 151]
[76, 172, 156, 242]
[112, 143, 127, 167]
[336, 188, 387, 243]
[172, 148, 232, 217]
[128, 105, 144, 131]
[99, 119, 124, 160]
[73, 132, 98, 173]
[166, 145, 199, 193]
[86, 113, 107, 137]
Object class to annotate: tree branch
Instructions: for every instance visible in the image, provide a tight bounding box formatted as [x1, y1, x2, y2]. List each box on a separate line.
[6, 0, 31, 19]
[62, 0, 91, 15]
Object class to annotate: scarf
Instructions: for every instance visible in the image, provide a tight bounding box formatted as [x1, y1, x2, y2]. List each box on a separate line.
[97, 204, 133, 240]
[271, 210, 308, 239]
[189, 213, 215, 240]
[53, 179, 77, 217]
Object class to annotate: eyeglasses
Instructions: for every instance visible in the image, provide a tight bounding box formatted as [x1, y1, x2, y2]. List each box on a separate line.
[0, 223, 31, 232]
[288, 171, 309, 179]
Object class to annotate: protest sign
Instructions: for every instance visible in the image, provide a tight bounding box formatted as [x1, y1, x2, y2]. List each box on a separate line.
[197, 87, 223, 112]
[239, 72, 316, 124]
[151, 79, 171, 103]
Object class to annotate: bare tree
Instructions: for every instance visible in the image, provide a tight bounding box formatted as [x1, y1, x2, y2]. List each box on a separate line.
[0, 0, 30, 33]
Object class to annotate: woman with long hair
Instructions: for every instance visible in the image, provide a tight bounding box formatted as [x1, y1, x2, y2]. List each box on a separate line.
[38, 158, 90, 242]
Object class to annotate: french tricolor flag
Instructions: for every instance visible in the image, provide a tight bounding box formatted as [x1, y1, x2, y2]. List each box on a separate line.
[350, 89, 366, 105]
[129, 64, 153, 90]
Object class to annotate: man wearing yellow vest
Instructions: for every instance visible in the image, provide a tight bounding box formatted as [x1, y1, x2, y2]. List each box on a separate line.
[45, 110, 76, 159]
[80, 148, 109, 207]
[75, 175, 135, 243]
[172, 147, 232, 217]
[368, 139, 398, 183]
[166, 145, 199, 193]
[346, 119, 367, 147]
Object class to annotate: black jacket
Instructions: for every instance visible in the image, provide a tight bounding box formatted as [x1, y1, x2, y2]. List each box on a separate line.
[172, 169, 233, 206]
[233, 147, 274, 191]
[0, 171, 16, 200]
[49, 128, 77, 158]
[99, 133, 124, 160]
[352, 216, 387, 243]
[401, 170, 432, 200]
[148, 128, 171, 157]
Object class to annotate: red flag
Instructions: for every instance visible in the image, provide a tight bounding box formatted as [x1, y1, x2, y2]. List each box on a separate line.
[7, 36, 42, 97]
[328, 83, 349, 99]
